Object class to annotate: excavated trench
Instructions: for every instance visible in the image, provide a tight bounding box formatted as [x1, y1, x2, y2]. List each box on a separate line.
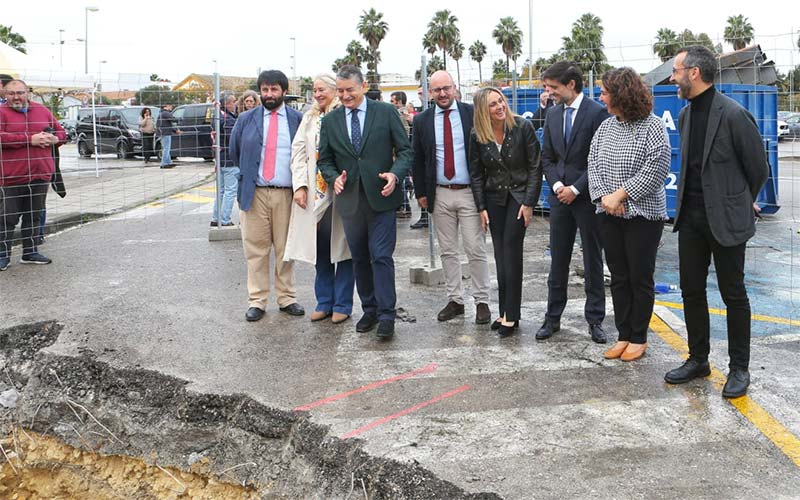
[0, 321, 502, 499]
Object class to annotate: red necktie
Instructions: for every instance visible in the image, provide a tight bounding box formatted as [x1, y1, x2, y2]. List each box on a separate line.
[262, 110, 278, 181]
[443, 109, 455, 180]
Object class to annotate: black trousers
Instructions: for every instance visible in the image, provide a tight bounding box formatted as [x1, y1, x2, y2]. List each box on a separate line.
[678, 207, 751, 370]
[487, 195, 526, 322]
[142, 133, 155, 161]
[546, 196, 605, 324]
[0, 180, 48, 258]
[599, 214, 664, 344]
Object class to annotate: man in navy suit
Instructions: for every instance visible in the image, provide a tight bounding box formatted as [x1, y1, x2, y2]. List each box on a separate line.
[412, 70, 491, 324]
[230, 70, 305, 322]
[536, 61, 609, 343]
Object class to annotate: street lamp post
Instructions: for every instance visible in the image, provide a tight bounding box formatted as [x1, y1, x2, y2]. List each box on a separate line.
[98, 60, 107, 93]
[289, 37, 296, 94]
[58, 29, 65, 67]
[84, 6, 99, 74]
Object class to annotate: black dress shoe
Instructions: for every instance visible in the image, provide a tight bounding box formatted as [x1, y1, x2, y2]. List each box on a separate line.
[491, 319, 502, 331]
[410, 217, 428, 229]
[279, 303, 305, 316]
[589, 323, 607, 344]
[437, 301, 465, 321]
[664, 358, 711, 384]
[497, 322, 519, 338]
[356, 314, 379, 333]
[535, 319, 560, 340]
[722, 369, 750, 398]
[245, 307, 264, 322]
[376, 320, 395, 339]
[475, 303, 491, 324]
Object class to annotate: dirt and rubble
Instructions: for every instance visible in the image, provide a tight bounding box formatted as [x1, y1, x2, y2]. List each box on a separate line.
[0, 321, 502, 499]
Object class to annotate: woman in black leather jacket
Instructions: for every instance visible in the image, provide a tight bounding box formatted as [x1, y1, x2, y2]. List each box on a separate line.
[469, 87, 542, 337]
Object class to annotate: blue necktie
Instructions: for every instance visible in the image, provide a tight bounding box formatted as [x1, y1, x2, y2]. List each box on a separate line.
[564, 106, 574, 145]
[350, 109, 362, 152]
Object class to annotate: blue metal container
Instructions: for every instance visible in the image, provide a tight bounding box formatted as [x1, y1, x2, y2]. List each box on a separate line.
[505, 85, 780, 216]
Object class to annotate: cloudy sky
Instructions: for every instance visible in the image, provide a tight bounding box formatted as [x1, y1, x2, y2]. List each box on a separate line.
[4, 0, 798, 86]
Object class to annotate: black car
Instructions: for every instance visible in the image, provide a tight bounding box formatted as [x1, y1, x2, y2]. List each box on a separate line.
[76, 105, 160, 159]
[59, 119, 77, 142]
[156, 103, 214, 162]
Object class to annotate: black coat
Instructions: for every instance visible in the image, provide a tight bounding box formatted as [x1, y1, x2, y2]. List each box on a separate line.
[411, 101, 474, 213]
[468, 116, 542, 211]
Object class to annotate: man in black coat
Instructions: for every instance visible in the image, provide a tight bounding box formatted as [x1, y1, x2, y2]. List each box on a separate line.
[412, 71, 491, 324]
[537, 61, 609, 344]
[664, 46, 769, 398]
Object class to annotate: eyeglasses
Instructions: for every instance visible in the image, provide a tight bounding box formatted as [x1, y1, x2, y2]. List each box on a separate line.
[671, 66, 695, 75]
[430, 85, 453, 94]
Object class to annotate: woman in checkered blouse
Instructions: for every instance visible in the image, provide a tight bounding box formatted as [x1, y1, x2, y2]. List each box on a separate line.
[588, 67, 671, 362]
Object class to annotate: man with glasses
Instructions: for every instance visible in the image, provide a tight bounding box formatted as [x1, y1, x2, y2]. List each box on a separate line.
[411, 71, 491, 324]
[664, 46, 769, 398]
[0, 80, 65, 270]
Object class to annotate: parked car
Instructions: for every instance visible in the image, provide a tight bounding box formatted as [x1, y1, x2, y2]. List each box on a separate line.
[778, 118, 789, 140]
[76, 105, 160, 159]
[155, 103, 214, 162]
[59, 119, 77, 142]
[784, 113, 800, 141]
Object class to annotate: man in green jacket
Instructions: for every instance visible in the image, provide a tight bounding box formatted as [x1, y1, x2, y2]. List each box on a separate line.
[317, 65, 412, 339]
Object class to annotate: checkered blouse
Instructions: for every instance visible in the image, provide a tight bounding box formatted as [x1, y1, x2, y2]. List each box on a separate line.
[588, 114, 671, 220]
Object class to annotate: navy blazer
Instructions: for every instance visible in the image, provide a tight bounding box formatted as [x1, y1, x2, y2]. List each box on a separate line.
[411, 102, 474, 213]
[541, 96, 608, 199]
[229, 104, 302, 211]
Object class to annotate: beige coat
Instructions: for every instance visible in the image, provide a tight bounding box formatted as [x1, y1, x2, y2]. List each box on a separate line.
[283, 104, 351, 265]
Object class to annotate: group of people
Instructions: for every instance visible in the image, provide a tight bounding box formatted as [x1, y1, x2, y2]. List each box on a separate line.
[0, 44, 769, 398]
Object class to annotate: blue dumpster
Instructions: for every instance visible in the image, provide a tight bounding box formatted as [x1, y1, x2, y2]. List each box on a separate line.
[505, 85, 780, 216]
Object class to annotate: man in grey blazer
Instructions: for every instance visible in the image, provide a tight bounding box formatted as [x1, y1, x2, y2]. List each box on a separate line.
[230, 70, 305, 322]
[664, 46, 769, 398]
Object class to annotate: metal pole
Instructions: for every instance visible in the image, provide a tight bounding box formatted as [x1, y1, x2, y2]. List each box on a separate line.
[588, 68, 594, 99]
[84, 9, 88, 74]
[91, 84, 99, 178]
[214, 69, 222, 228]
[58, 29, 64, 67]
[528, 0, 533, 88]
[512, 70, 518, 114]
[290, 37, 297, 95]
[421, 54, 435, 268]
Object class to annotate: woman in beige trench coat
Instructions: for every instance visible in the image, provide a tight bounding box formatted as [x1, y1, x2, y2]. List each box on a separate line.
[284, 74, 354, 324]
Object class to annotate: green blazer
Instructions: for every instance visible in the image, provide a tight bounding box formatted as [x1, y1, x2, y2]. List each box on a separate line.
[317, 99, 412, 217]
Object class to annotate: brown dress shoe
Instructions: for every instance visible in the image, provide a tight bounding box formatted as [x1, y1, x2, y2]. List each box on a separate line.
[475, 303, 491, 324]
[620, 343, 647, 362]
[437, 301, 465, 321]
[331, 312, 350, 324]
[603, 341, 629, 359]
[310, 310, 331, 322]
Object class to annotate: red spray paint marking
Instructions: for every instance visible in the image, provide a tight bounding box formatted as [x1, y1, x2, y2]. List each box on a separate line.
[293, 362, 439, 412]
[340, 385, 471, 440]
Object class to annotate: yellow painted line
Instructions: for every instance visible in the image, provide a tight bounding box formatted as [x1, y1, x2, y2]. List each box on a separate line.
[144, 202, 164, 208]
[197, 186, 218, 193]
[655, 300, 800, 328]
[650, 313, 800, 468]
[168, 193, 214, 204]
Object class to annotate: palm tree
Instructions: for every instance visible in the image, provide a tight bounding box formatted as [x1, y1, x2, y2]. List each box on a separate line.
[0, 25, 27, 54]
[357, 8, 389, 88]
[427, 10, 460, 71]
[469, 40, 487, 83]
[422, 32, 438, 58]
[724, 14, 754, 50]
[562, 13, 608, 74]
[415, 55, 445, 83]
[678, 29, 719, 53]
[492, 59, 509, 81]
[493, 17, 523, 75]
[344, 40, 367, 67]
[451, 38, 465, 88]
[653, 28, 680, 62]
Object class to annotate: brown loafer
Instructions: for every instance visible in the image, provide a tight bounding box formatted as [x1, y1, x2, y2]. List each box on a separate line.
[603, 341, 629, 359]
[331, 312, 350, 324]
[310, 310, 331, 322]
[620, 343, 647, 362]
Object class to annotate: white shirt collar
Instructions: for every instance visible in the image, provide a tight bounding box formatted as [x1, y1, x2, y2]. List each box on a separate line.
[435, 100, 458, 114]
[566, 92, 583, 111]
[350, 97, 368, 115]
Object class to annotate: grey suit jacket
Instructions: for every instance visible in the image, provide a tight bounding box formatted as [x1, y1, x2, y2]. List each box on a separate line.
[674, 91, 769, 247]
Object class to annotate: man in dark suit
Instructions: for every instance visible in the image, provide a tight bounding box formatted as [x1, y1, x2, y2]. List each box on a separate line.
[664, 46, 769, 398]
[230, 70, 305, 322]
[317, 65, 412, 339]
[412, 70, 491, 324]
[536, 61, 609, 343]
